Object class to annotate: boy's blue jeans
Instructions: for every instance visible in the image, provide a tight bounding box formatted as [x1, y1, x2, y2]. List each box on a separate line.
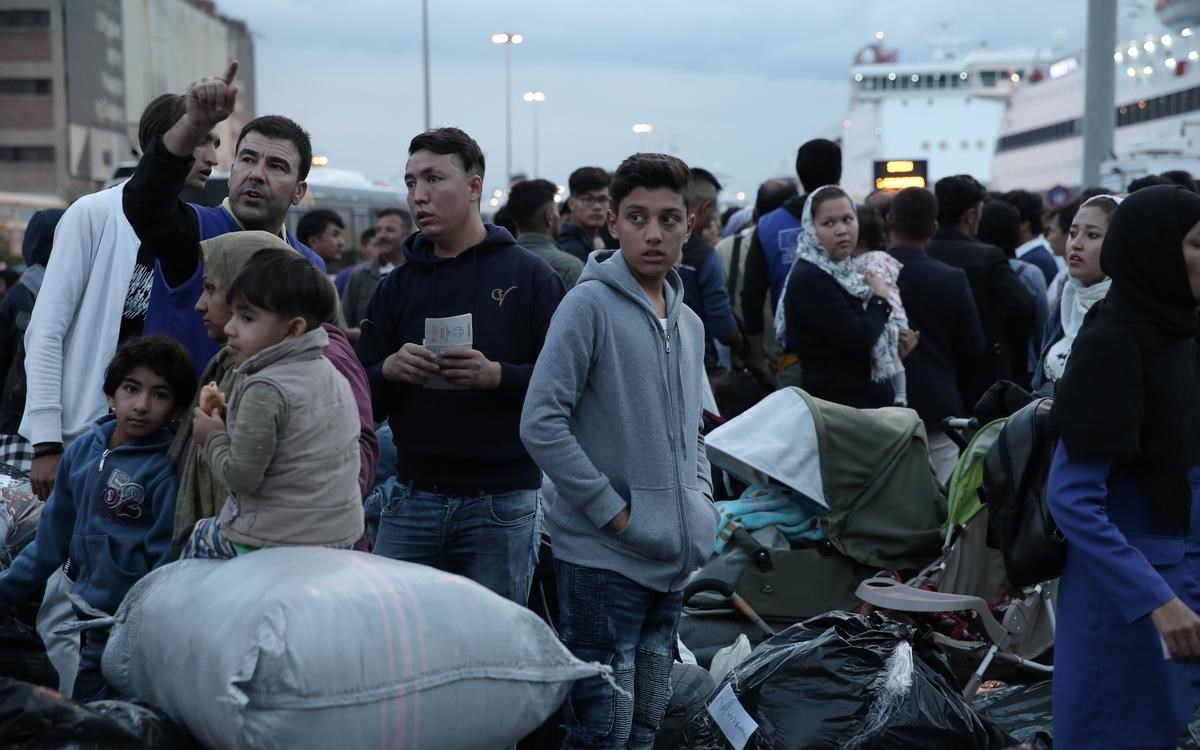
[554, 559, 683, 750]
[71, 608, 112, 702]
[372, 482, 542, 606]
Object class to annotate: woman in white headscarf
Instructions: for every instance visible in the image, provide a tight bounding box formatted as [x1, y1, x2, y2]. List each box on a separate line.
[1033, 194, 1122, 391]
[774, 186, 898, 408]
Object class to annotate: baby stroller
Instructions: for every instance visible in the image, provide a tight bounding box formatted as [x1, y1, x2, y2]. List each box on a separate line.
[679, 387, 948, 665]
[855, 417, 1057, 698]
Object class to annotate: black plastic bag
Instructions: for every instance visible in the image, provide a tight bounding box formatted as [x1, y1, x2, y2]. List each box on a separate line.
[973, 681, 1053, 747]
[676, 611, 1014, 749]
[0, 614, 56, 687]
[0, 676, 200, 749]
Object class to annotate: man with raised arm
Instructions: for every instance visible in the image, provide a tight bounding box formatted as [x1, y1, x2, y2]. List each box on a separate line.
[123, 61, 325, 372]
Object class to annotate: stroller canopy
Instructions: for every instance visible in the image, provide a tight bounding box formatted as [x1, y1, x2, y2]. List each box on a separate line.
[707, 388, 946, 571]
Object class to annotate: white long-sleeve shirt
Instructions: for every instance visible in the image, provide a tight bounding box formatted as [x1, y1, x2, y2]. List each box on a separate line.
[20, 183, 139, 447]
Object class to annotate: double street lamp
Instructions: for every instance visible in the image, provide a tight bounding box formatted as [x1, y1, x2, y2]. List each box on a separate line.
[491, 32, 524, 184]
[523, 91, 546, 177]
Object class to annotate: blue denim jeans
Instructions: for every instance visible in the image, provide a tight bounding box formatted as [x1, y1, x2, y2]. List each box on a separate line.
[71, 608, 112, 702]
[373, 482, 542, 606]
[555, 559, 683, 750]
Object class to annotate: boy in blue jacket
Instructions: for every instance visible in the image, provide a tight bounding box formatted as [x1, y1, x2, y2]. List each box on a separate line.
[520, 153, 720, 749]
[0, 336, 196, 699]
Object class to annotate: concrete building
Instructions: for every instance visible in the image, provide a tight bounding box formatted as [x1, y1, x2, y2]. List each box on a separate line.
[0, 0, 255, 201]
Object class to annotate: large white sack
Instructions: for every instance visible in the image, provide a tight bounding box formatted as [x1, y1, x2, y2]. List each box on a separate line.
[101, 548, 604, 750]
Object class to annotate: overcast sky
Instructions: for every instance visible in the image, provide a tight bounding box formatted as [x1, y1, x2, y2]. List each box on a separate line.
[213, 0, 1163, 202]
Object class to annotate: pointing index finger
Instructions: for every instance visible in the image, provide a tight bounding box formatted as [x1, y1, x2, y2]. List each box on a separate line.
[222, 60, 239, 85]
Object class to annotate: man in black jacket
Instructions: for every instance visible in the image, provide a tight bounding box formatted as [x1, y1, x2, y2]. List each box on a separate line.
[888, 188, 985, 483]
[559, 166, 612, 262]
[928, 175, 1037, 405]
[357, 127, 564, 607]
[1000, 189, 1060, 286]
[740, 139, 842, 380]
[679, 168, 741, 369]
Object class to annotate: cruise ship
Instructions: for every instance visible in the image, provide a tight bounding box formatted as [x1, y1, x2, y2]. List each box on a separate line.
[837, 0, 1200, 198]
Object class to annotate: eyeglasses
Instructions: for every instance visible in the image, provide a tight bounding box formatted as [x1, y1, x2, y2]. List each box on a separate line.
[574, 194, 611, 206]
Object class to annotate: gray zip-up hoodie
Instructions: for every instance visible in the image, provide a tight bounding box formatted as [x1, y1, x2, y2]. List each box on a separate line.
[520, 250, 719, 592]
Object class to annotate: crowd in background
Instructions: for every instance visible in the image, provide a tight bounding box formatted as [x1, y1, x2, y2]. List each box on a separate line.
[0, 59, 1199, 750]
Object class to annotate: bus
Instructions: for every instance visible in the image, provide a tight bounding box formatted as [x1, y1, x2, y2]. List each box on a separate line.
[0, 191, 68, 266]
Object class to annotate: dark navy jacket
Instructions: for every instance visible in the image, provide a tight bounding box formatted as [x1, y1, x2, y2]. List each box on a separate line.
[889, 246, 986, 428]
[679, 235, 738, 367]
[0, 416, 178, 614]
[1019, 242, 1059, 288]
[782, 258, 894, 408]
[356, 225, 564, 492]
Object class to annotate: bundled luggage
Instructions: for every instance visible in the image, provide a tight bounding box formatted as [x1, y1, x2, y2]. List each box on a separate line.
[99, 547, 606, 750]
[676, 612, 1015, 750]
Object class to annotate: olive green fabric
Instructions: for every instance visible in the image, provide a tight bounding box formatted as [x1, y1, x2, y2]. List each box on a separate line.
[736, 546, 873, 619]
[943, 418, 1006, 535]
[797, 388, 947, 571]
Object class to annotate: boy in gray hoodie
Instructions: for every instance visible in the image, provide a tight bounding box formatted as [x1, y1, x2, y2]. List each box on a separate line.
[521, 153, 719, 750]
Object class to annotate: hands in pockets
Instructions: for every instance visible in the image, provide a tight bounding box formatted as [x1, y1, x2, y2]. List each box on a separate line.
[615, 486, 718, 565]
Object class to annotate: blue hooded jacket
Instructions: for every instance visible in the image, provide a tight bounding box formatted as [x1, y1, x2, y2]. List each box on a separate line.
[0, 208, 64, 433]
[0, 415, 178, 614]
[356, 225, 564, 492]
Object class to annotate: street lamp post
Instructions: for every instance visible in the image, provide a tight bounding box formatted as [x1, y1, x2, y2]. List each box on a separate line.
[523, 91, 546, 177]
[491, 32, 523, 184]
[632, 122, 653, 152]
[421, 0, 431, 129]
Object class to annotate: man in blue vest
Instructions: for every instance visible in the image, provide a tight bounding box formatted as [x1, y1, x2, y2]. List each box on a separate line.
[123, 60, 325, 373]
[739, 139, 842, 381]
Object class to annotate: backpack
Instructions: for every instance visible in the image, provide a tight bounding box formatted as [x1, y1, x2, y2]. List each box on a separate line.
[978, 397, 1065, 586]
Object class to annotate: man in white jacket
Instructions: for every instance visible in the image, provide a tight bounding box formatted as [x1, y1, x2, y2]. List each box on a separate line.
[18, 93, 217, 697]
[22, 94, 218, 501]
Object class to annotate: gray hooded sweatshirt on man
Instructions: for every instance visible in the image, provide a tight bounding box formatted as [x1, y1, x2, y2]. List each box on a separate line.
[521, 250, 719, 593]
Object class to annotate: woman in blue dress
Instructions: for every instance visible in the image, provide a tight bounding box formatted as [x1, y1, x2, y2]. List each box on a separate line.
[1048, 184, 1200, 749]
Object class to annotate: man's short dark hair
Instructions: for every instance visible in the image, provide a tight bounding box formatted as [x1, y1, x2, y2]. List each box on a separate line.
[935, 175, 988, 227]
[376, 207, 413, 232]
[794, 139, 842, 193]
[686, 167, 722, 208]
[137, 94, 186, 152]
[1000, 189, 1045, 235]
[1161, 170, 1198, 192]
[360, 227, 376, 247]
[507, 178, 558, 231]
[978, 200, 1021, 256]
[408, 127, 485, 178]
[1128, 174, 1172, 192]
[610, 153, 691, 213]
[568, 166, 610, 196]
[755, 178, 798, 219]
[227, 247, 339, 331]
[237, 115, 313, 182]
[103, 335, 197, 413]
[890, 187, 939, 241]
[492, 204, 517, 236]
[296, 209, 344, 245]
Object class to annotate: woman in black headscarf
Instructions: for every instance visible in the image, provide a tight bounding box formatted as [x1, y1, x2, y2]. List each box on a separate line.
[1047, 185, 1200, 749]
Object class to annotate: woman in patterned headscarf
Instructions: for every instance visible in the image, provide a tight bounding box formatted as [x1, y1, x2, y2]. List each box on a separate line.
[774, 186, 897, 408]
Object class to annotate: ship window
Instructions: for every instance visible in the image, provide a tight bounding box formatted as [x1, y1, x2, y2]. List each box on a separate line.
[921, 141, 931, 151]
[938, 75, 946, 89]
[938, 141, 948, 151]
[981, 70, 997, 86]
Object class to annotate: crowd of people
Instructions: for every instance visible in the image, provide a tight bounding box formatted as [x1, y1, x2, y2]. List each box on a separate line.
[0, 58, 1198, 749]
